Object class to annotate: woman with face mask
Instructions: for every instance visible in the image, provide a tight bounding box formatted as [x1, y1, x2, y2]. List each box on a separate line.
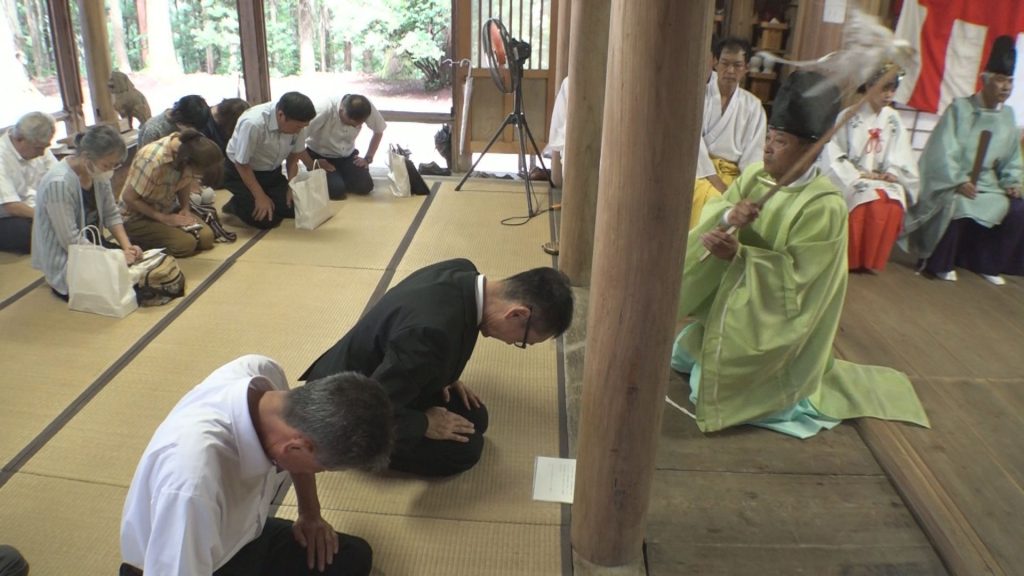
[32, 124, 143, 300]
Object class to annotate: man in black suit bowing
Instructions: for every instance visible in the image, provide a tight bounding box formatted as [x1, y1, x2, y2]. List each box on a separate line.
[301, 258, 574, 477]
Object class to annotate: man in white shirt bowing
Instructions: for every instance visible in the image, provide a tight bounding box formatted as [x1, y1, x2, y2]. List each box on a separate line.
[0, 112, 57, 253]
[301, 94, 387, 200]
[120, 354, 393, 576]
[690, 37, 767, 229]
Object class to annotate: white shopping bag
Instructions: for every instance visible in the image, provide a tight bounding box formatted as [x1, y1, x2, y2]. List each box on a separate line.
[291, 165, 333, 230]
[67, 226, 138, 318]
[388, 145, 412, 198]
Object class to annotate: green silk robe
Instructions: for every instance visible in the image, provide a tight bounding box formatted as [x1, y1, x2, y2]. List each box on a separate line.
[903, 95, 1024, 258]
[677, 162, 930, 434]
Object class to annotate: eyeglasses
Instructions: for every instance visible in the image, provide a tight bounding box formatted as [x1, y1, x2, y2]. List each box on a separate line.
[515, 306, 533, 349]
[717, 61, 747, 71]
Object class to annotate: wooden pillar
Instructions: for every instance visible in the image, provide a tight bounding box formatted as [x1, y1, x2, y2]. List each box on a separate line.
[557, 0, 610, 286]
[237, 0, 271, 103]
[76, 0, 117, 123]
[725, 0, 756, 41]
[453, 0, 473, 172]
[789, 0, 844, 64]
[47, 0, 85, 132]
[550, 0, 571, 187]
[571, 0, 711, 570]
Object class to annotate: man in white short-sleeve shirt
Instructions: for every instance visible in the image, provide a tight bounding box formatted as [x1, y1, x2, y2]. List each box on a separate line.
[301, 94, 386, 199]
[119, 354, 393, 576]
[223, 92, 315, 229]
[0, 112, 56, 253]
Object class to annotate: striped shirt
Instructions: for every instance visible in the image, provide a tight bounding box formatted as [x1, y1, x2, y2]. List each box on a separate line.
[120, 134, 187, 223]
[225, 101, 306, 172]
[31, 160, 123, 295]
[0, 131, 57, 217]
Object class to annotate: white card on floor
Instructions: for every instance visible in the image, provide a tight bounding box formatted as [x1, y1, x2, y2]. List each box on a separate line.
[532, 456, 576, 503]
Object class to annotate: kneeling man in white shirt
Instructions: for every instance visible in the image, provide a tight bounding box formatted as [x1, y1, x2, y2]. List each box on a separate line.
[120, 354, 393, 576]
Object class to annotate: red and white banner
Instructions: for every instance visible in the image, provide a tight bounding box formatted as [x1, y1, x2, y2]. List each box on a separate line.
[894, 0, 1024, 124]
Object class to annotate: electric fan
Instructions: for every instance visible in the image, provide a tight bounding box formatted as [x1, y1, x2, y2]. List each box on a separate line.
[455, 18, 549, 217]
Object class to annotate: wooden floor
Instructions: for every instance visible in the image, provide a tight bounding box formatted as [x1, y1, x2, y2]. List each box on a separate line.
[645, 254, 1024, 575]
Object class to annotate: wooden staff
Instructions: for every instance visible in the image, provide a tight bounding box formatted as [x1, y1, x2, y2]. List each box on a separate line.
[969, 130, 992, 185]
[699, 66, 904, 262]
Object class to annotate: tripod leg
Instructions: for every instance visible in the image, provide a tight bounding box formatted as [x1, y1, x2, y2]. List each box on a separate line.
[455, 113, 517, 191]
[521, 117, 549, 173]
[516, 118, 536, 216]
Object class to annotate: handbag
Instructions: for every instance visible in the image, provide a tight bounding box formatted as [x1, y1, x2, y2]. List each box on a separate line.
[67, 225, 138, 318]
[388, 145, 412, 198]
[291, 161, 334, 230]
[129, 249, 185, 307]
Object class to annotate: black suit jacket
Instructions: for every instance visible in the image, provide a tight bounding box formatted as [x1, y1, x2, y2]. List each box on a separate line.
[302, 259, 480, 441]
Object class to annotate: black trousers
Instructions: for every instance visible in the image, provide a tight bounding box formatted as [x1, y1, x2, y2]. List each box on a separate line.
[307, 148, 374, 199]
[119, 518, 372, 576]
[389, 396, 489, 477]
[0, 217, 31, 254]
[0, 545, 28, 576]
[222, 161, 295, 229]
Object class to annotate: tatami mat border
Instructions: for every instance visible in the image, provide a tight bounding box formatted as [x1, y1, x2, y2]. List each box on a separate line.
[365, 180, 441, 314]
[0, 277, 44, 313]
[0, 229, 270, 488]
[269, 179, 441, 512]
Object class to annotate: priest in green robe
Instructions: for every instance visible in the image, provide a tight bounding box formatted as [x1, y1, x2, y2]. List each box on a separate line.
[671, 70, 930, 439]
[902, 35, 1024, 286]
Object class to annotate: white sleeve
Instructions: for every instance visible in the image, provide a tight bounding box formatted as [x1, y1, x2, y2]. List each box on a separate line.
[0, 156, 18, 204]
[144, 490, 220, 576]
[696, 137, 716, 179]
[886, 114, 920, 205]
[737, 103, 767, 171]
[367, 102, 387, 133]
[222, 354, 289, 391]
[824, 116, 862, 191]
[226, 118, 259, 165]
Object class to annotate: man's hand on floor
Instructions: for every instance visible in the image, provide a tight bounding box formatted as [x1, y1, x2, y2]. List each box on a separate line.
[425, 406, 475, 442]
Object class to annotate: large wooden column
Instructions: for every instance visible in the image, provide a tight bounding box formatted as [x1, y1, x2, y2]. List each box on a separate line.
[76, 0, 116, 123]
[237, 0, 271, 103]
[47, 0, 85, 132]
[557, 0, 610, 286]
[549, 0, 572, 187]
[789, 0, 844, 64]
[571, 0, 711, 571]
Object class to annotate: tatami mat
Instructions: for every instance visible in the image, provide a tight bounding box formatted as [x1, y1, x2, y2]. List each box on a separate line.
[0, 252, 40, 304]
[447, 177, 553, 196]
[275, 505, 564, 576]
[240, 193, 426, 269]
[0, 474, 126, 576]
[23, 263, 384, 486]
[0, 257, 223, 465]
[397, 183, 553, 277]
[282, 337, 562, 525]
[4, 179, 567, 576]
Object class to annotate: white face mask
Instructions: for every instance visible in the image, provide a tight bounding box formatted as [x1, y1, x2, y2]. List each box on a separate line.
[86, 159, 114, 183]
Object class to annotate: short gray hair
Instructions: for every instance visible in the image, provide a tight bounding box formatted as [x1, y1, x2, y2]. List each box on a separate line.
[283, 371, 394, 470]
[12, 112, 56, 145]
[75, 124, 126, 163]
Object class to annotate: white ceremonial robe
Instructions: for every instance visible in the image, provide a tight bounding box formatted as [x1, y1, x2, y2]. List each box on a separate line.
[696, 72, 767, 179]
[824, 103, 919, 212]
